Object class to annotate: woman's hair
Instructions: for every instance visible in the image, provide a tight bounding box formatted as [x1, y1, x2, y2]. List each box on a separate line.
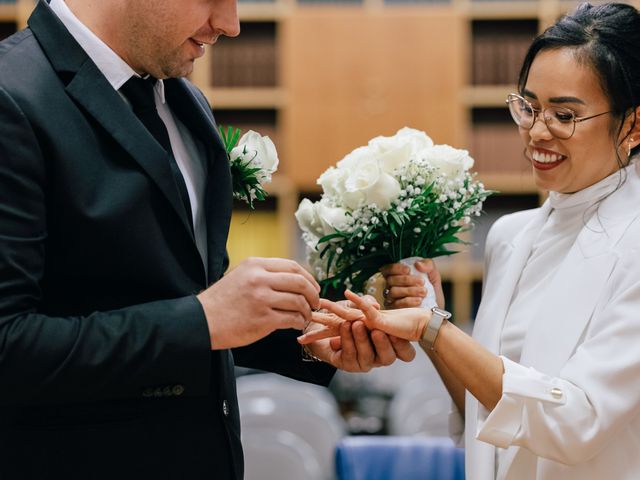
[518, 2, 640, 159]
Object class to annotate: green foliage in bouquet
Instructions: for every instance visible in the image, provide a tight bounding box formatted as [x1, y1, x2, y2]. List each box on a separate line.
[318, 176, 489, 294]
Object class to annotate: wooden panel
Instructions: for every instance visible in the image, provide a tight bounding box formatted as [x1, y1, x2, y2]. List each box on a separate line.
[281, 7, 466, 190]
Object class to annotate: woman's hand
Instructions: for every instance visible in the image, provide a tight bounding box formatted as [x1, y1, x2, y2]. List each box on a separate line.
[298, 290, 431, 343]
[381, 259, 445, 309]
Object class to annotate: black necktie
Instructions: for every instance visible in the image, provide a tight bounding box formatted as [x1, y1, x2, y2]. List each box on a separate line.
[121, 76, 194, 228]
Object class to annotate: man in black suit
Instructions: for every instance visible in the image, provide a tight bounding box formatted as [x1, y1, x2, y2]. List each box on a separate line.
[0, 0, 415, 478]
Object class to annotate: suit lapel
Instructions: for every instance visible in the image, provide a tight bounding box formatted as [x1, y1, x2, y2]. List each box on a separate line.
[29, 1, 195, 239]
[66, 67, 195, 238]
[473, 202, 552, 353]
[165, 78, 224, 153]
[467, 205, 551, 479]
[519, 204, 638, 375]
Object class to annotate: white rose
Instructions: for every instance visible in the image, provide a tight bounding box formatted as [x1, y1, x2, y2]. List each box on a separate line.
[336, 145, 375, 171]
[295, 198, 323, 242]
[377, 142, 413, 174]
[317, 201, 349, 237]
[230, 130, 279, 182]
[394, 127, 434, 152]
[367, 128, 433, 174]
[370, 127, 433, 155]
[422, 144, 474, 180]
[365, 171, 402, 210]
[317, 167, 348, 200]
[343, 157, 401, 210]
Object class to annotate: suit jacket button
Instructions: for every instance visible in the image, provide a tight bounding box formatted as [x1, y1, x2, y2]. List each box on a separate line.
[172, 384, 185, 396]
[222, 400, 230, 417]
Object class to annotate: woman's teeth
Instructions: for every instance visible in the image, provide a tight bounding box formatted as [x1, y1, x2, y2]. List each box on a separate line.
[532, 150, 563, 164]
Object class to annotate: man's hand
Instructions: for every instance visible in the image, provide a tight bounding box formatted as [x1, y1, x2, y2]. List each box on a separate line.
[306, 320, 416, 372]
[197, 257, 320, 350]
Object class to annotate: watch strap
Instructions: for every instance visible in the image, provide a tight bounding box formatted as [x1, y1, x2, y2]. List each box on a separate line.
[420, 307, 451, 349]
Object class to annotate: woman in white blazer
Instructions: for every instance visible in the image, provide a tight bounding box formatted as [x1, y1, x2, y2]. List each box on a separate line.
[300, 3, 640, 479]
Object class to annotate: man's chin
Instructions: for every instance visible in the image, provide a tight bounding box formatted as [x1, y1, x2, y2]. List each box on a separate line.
[157, 61, 195, 80]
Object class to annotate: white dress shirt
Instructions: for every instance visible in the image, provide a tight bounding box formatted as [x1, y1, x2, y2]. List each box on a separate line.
[49, 0, 209, 269]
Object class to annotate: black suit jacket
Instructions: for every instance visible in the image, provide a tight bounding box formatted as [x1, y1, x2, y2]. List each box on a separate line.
[0, 2, 334, 479]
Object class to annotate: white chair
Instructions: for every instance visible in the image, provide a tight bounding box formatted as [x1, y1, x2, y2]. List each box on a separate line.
[388, 375, 452, 437]
[236, 372, 340, 420]
[242, 427, 323, 480]
[332, 344, 441, 398]
[240, 395, 346, 480]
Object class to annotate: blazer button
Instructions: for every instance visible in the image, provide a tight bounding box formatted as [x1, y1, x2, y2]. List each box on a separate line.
[550, 387, 563, 399]
[222, 400, 230, 417]
[172, 384, 185, 396]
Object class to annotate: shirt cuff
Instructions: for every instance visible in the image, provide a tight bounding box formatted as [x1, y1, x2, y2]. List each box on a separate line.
[476, 356, 567, 448]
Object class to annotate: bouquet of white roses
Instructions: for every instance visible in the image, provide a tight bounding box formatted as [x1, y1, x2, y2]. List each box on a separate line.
[295, 127, 490, 300]
[221, 127, 279, 209]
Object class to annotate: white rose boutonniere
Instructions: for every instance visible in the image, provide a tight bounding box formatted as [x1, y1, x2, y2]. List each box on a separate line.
[222, 127, 279, 208]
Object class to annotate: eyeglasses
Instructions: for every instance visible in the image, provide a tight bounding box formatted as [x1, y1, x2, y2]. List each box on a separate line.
[506, 93, 611, 140]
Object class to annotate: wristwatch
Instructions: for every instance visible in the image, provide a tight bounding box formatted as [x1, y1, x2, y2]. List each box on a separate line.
[419, 307, 452, 350]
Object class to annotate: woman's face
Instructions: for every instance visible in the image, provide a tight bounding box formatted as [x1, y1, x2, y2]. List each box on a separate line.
[520, 48, 623, 193]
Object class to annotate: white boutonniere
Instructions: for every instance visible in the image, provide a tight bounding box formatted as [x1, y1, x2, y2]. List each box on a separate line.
[221, 126, 279, 209]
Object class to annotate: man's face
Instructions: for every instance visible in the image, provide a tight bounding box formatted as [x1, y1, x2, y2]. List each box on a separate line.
[121, 0, 240, 79]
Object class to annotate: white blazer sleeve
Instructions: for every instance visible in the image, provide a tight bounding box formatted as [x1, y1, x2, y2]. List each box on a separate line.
[476, 252, 640, 465]
[449, 210, 515, 448]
